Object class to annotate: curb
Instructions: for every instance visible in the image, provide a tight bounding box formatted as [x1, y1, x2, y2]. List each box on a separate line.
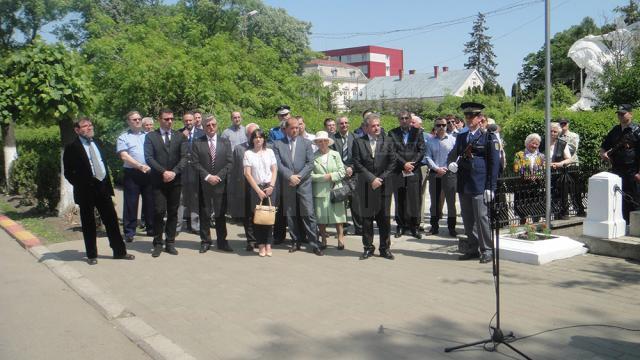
[0, 214, 196, 360]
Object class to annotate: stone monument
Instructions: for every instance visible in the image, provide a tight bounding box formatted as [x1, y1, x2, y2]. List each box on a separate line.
[583, 172, 626, 239]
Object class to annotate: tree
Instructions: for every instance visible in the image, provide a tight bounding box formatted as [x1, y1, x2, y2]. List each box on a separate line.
[614, 0, 640, 25]
[463, 12, 499, 85]
[590, 47, 640, 108]
[3, 39, 94, 214]
[518, 17, 601, 100]
[0, 0, 71, 52]
[529, 83, 576, 110]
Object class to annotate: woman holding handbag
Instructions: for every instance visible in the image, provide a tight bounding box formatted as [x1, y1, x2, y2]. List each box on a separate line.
[311, 131, 347, 250]
[243, 129, 278, 257]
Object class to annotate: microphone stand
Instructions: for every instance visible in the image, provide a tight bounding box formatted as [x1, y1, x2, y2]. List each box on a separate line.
[444, 197, 532, 359]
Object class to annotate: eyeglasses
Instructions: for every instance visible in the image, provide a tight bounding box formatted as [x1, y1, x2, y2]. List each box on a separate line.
[400, 116, 411, 120]
[130, 118, 142, 121]
[435, 124, 447, 128]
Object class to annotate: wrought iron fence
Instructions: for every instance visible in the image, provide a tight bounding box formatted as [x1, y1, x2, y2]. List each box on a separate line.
[494, 164, 603, 228]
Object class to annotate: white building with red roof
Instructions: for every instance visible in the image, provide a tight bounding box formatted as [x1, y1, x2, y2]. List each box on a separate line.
[303, 59, 369, 110]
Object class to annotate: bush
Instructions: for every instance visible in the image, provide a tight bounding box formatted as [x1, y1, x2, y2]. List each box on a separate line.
[10, 126, 61, 212]
[501, 107, 614, 168]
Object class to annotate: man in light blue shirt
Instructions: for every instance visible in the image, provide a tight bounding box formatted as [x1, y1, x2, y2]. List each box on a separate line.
[425, 117, 457, 236]
[117, 111, 154, 242]
[221, 111, 247, 148]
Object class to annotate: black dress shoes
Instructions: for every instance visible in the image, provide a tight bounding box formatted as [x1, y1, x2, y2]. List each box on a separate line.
[359, 250, 373, 260]
[151, 245, 163, 258]
[245, 243, 254, 251]
[479, 252, 493, 264]
[430, 227, 439, 235]
[87, 258, 98, 265]
[125, 236, 134, 243]
[411, 230, 422, 239]
[289, 244, 299, 253]
[458, 252, 480, 261]
[199, 243, 211, 253]
[165, 245, 178, 255]
[113, 254, 135, 260]
[380, 250, 395, 260]
[394, 226, 404, 238]
[313, 248, 324, 256]
[449, 228, 457, 237]
[218, 245, 234, 253]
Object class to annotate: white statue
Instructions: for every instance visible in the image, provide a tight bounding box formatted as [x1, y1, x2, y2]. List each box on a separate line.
[567, 19, 639, 111]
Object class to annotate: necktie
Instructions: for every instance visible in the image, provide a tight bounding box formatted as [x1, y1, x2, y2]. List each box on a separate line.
[88, 139, 106, 181]
[290, 139, 296, 160]
[370, 138, 376, 158]
[342, 138, 348, 162]
[163, 131, 170, 146]
[209, 138, 216, 168]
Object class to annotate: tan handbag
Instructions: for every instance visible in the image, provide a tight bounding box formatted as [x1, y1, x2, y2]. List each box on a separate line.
[253, 197, 277, 225]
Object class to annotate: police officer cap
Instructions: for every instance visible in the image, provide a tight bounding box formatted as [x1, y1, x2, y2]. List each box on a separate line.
[616, 104, 633, 114]
[460, 102, 485, 115]
[276, 105, 291, 116]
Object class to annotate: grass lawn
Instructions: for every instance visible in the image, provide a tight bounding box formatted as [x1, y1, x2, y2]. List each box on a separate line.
[0, 197, 68, 244]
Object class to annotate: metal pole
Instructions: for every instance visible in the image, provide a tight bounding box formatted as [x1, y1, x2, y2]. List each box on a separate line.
[544, 0, 552, 228]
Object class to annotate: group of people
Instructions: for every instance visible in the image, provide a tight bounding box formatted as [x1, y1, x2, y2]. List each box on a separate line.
[63, 98, 634, 266]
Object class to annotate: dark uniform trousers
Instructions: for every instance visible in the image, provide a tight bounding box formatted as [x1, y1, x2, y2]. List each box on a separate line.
[122, 168, 154, 237]
[362, 192, 392, 252]
[152, 182, 181, 246]
[199, 187, 229, 248]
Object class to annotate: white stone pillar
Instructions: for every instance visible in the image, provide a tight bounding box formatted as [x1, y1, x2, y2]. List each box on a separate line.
[583, 172, 626, 239]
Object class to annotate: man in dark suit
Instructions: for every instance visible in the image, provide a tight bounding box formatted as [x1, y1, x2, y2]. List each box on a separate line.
[272, 117, 324, 256]
[228, 123, 260, 251]
[192, 115, 234, 253]
[332, 115, 362, 235]
[63, 117, 135, 265]
[177, 111, 204, 234]
[352, 113, 396, 260]
[144, 108, 187, 257]
[448, 102, 500, 264]
[388, 111, 426, 239]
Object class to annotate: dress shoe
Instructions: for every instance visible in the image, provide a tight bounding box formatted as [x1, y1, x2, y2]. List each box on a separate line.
[449, 229, 458, 237]
[479, 253, 493, 264]
[87, 258, 98, 265]
[458, 252, 480, 261]
[394, 226, 404, 238]
[165, 245, 178, 255]
[245, 243, 254, 251]
[380, 250, 395, 260]
[359, 250, 373, 260]
[199, 243, 211, 253]
[113, 253, 135, 260]
[288, 244, 299, 253]
[418, 225, 425, 232]
[125, 236, 134, 243]
[151, 245, 163, 258]
[411, 230, 422, 239]
[313, 248, 324, 256]
[218, 246, 234, 253]
[430, 227, 439, 235]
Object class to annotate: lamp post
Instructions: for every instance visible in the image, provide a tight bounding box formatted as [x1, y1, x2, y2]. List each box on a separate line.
[544, 0, 552, 228]
[241, 10, 259, 38]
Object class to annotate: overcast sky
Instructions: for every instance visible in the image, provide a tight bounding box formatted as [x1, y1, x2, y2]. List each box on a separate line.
[263, 0, 628, 91]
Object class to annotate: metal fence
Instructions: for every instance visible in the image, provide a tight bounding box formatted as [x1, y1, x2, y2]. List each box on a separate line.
[494, 164, 603, 228]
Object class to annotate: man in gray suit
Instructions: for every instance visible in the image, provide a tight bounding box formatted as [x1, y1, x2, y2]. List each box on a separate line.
[272, 117, 324, 256]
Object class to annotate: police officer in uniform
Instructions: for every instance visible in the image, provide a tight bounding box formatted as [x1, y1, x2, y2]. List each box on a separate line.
[448, 102, 500, 264]
[600, 104, 640, 223]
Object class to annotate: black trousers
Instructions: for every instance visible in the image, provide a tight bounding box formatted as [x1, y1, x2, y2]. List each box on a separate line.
[394, 185, 420, 230]
[614, 169, 640, 222]
[249, 184, 274, 245]
[362, 196, 392, 252]
[199, 193, 228, 248]
[242, 184, 256, 245]
[152, 182, 181, 246]
[78, 179, 126, 259]
[122, 168, 154, 237]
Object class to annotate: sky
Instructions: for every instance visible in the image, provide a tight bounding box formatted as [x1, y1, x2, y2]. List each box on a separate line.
[262, 0, 628, 91]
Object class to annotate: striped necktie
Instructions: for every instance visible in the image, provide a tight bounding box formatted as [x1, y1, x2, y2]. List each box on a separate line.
[209, 137, 216, 168]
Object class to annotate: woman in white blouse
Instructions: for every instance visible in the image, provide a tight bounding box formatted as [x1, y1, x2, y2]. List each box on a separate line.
[243, 129, 278, 257]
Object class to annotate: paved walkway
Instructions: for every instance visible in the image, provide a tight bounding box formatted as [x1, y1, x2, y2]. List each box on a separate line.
[0, 229, 150, 360]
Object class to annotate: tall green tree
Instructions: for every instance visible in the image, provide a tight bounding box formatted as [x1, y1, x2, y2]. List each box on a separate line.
[517, 17, 601, 100]
[2, 39, 94, 214]
[463, 12, 499, 85]
[615, 0, 640, 25]
[0, 0, 71, 52]
[591, 47, 640, 108]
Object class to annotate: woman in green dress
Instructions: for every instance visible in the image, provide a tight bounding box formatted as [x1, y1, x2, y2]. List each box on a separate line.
[311, 131, 347, 250]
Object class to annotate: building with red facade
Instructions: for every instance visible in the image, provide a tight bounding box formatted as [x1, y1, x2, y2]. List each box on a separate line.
[323, 45, 403, 79]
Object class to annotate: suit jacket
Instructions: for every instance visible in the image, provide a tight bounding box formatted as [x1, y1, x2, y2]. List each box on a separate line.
[311, 150, 346, 198]
[63, 137, 114, 205]
[144, 129, 187, 187]
[450, 129, 500, 195]
[331, 131, 356, 166]
[272, 136, 314, 215]
[352, 134, 396, 217]
[192, 134, 233, 214]
[387, 127, 426, 182]
[227, 142, 250, 218]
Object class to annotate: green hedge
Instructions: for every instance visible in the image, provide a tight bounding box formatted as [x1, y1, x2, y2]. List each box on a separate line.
[501, 107, 615, 168]
[10, 126, 61, 212]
